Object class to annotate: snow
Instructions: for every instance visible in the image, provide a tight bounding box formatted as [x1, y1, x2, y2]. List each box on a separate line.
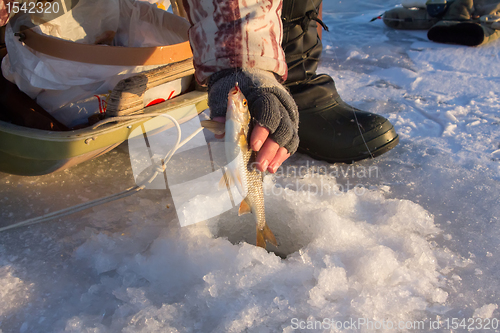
[1, 0, 500, 332]
[474, 304, 499, 319]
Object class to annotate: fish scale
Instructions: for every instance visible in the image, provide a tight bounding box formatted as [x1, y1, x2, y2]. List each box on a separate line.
[229, 87, 278, 248]
[241, 149, 266, 231]
[201, 84, 278, 249]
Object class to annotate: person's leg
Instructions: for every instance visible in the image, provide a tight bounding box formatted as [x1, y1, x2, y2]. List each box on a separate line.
[282, 0, 399, 163]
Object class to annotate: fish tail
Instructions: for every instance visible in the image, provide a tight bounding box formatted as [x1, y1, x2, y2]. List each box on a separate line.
[256, 223, 278, 248]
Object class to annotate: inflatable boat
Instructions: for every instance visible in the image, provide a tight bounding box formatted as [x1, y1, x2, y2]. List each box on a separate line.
[0, 17, 208, 176]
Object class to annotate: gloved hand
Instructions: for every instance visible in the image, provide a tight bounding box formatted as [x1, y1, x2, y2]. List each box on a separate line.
[208, 68, 299, 173]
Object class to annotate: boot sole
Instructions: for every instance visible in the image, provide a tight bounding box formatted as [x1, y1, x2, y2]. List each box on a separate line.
[297, 126, 399, 164]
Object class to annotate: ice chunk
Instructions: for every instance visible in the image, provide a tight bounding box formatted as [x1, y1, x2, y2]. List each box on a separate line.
[473, 304, 498, 318]
[0, 265, 31, 317]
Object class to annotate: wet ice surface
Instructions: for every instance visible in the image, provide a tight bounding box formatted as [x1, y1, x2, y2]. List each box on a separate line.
[1, 0, 500, 332]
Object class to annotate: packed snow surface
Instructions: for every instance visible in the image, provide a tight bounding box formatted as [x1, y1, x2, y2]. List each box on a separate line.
[1, 1, 499, 332]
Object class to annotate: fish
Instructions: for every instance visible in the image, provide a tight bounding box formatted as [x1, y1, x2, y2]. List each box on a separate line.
[201, 83, 278, 249]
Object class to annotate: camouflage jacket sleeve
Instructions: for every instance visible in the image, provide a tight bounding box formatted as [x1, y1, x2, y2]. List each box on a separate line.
[181, 0, 288, 85]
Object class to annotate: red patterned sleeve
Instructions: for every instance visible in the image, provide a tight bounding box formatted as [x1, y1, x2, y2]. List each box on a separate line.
[1, 0, 14, 26]
[182, 0, 287, 85]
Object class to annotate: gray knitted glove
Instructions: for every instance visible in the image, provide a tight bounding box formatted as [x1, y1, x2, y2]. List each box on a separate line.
[208, 68, 299, 155]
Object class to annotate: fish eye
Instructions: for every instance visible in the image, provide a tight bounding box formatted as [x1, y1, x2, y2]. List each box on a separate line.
[243, 99, 248, 107]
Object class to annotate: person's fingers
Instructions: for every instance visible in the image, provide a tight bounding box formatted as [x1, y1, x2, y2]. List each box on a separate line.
[214, 119, 289, 173]
[250, 124, 269, 152]
[255, 137, 280, 172]
[212, 116, 225, 139]
[268, 147, 290, 173]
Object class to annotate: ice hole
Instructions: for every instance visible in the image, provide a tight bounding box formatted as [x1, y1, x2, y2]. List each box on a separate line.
[205, 205, 313, 259]
[203, 173, 336, 258]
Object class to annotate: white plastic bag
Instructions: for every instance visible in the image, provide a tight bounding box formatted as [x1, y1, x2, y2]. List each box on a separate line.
[1, 0, 191, 128]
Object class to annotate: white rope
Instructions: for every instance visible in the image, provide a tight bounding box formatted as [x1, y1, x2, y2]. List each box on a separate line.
[91, 113, 173, 129]
[0, 186, 142, 232]
[0, 113, 205, 233]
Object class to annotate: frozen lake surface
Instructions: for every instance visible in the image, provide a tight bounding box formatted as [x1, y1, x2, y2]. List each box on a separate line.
[1, 1, 499, 332]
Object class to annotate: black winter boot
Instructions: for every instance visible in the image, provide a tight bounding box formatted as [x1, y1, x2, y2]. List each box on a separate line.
[282, 0, 399, 163]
